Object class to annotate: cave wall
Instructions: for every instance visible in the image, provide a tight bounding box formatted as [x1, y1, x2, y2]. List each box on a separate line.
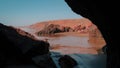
[64, 0, 119, 68]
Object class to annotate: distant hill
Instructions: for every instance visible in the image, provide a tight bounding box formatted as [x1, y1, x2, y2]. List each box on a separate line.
[19, 18, 93, 35]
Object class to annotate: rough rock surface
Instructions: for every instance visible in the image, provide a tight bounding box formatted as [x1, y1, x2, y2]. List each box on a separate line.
[0, 23, 51, 67]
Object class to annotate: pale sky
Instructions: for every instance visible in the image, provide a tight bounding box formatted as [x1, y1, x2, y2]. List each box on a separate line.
[0, 0, 82, 26]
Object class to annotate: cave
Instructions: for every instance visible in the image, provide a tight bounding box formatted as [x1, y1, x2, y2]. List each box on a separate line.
[64, 0, 119, 68]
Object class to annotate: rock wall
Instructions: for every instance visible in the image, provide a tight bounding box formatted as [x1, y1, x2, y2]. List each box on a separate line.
[0, 23, 50, 66]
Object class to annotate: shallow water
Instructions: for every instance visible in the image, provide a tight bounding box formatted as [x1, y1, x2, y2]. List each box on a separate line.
[50, 52, 106, 68]
[38, 34, 105, 54]
[39, 35, 91, 47]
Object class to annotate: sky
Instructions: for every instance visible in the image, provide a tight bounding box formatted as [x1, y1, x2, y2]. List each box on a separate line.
[0, 0, 82, 26]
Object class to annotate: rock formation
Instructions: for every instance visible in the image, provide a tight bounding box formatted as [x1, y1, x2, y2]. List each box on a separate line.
[37, 24, 62, 36]
[0, 23, 51, 67]
[24, 18, 92, 35]
[88, 24, 105, 45]
[14, 27, 36, 40]
[64, 0, 118, 67]
[59, 55, 77, 68]
[36, 23, 90, 36]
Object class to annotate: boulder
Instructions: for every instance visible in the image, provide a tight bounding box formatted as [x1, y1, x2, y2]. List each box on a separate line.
[0, 23, 50, 66]
[58, 55, 77, 68]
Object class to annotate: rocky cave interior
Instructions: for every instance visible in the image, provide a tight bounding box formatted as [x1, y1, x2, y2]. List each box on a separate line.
[0, 0, 119, 68]
[64, 0, 118, 68]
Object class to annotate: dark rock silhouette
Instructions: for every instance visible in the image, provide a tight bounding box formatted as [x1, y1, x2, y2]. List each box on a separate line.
[0, 23, 51, 67]
[65, 0, 118, 67]
[59, 55, 77, 68]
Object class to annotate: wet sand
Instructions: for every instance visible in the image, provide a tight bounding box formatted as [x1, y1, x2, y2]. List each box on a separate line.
[50, 45, 98, 54]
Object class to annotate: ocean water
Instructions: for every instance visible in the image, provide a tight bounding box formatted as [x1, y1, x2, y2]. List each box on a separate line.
[50, 52, 106, 68]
